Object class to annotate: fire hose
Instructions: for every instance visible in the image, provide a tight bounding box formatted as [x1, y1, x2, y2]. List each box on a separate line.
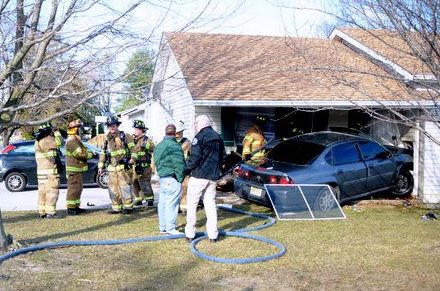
[0, 205, 285, 265]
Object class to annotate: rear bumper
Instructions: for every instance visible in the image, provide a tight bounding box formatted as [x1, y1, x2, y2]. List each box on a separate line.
[233, 179, 271, 206]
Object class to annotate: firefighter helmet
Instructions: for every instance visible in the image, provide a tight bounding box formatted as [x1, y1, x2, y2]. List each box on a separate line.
[133, 119, 147, 130]
[106, 116, 121, 126]
[176, 120, 186, 133]
[255, 115, 268, 127]
[38, 122, 52, 130]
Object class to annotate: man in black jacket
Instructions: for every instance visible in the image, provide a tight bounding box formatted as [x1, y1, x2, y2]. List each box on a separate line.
[184, 115, 226, 242]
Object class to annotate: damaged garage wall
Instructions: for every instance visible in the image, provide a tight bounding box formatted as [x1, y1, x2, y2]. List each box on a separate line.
[414, 121, 440, 205]
[414, 122, 440, 204]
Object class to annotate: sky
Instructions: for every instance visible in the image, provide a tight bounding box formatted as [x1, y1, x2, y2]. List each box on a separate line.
[129, 0, 332, 39]
[106, 0, 333, 60]
[63, 0, 335, 110]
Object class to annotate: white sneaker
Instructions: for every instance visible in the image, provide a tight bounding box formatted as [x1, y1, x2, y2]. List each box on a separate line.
[166, 229, 182, 235]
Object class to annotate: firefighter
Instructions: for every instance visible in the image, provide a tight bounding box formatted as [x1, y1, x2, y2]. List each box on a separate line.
[176, 120, 192, 212]
[65, 119, 93, 215]
[34, 122, 64, 218]
[98, 116, 135, 214]
[241, 115, 267, 163]
[130, 119, 155, 207]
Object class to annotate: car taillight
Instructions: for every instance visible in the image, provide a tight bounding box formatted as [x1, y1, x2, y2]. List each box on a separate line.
[1, 144, 16, 154]
[279, 176, 294, 184]
[268, 175, 278, 184]
[233, 166, 250, 180]
[267, 175, 294, 184]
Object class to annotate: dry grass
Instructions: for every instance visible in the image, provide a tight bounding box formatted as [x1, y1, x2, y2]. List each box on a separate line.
[0, 202, 440, 290]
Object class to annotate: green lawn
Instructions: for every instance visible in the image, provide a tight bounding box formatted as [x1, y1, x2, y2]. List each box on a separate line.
[0, 202, 439, 290]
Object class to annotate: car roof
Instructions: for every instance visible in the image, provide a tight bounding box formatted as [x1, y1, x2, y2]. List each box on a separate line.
[290, 131, 365, 146]
[10, 140, 34, 146]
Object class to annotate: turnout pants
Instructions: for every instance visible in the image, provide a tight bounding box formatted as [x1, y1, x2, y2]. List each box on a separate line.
[66, 173, 84, 209]
[185, 177, 218, 240]
[133, 167, 154, 203]
[108, 169, 133, 212]
[37, 174, 60, 215]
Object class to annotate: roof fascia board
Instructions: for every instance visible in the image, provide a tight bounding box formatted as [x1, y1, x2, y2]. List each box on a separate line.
[330, 28, 414, 81]
[193, 99, 434, 108]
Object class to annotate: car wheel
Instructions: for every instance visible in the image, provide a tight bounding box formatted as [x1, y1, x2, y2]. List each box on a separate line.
[5, 172, 27, 192]
[313, 186, 339, 211]
[97, 171, 109, 189]
[392, 170, 414, 196]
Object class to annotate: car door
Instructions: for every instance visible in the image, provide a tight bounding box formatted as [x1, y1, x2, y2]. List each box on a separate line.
[329, 142, 368, 198]
[357, 140, 396, 191]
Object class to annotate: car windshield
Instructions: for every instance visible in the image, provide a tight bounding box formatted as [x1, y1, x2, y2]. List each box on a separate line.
[267, 139, 325, 165]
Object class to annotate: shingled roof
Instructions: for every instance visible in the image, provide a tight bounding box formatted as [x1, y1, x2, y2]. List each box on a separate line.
[341, 28, 432, 77]
[164, 32, 414, 102]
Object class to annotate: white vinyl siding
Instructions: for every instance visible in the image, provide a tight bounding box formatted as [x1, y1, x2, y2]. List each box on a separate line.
[414, 121, 440, 204]
[195, 106, 222, 135]
[146, 39, 195, 144]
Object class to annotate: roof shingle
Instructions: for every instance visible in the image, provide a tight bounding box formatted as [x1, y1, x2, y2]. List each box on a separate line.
[165, 32, 414, 102]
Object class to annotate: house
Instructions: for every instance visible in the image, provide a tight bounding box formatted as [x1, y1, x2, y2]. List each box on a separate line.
[139, 28, 438, 203]
[117, 105, 146, 134]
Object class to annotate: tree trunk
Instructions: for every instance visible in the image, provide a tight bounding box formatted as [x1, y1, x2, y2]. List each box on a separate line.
[2, 128, 14, 147]
[0, 208, 12, 248]
[0, 0, 24, 249]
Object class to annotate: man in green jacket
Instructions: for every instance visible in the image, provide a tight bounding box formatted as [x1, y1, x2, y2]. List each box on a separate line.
[153, 124, 186, 235]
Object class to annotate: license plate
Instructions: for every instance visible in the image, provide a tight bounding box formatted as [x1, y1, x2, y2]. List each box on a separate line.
[250, 187, 263, 197]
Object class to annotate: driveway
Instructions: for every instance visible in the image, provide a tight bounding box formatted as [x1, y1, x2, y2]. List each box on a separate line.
[0, 181, 164, 212]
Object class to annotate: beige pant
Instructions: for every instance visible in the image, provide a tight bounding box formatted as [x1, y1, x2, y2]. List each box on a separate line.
[108, 169, 133, 211]
[185, 177, 218, 240]
[66, 173, 84, 209]
[133, 167, 153, 202]
[38, 174, 60, 215]
[179, 176, 189, 209]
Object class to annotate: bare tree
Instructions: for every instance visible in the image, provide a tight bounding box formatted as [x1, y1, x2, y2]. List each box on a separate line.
[0, 0, 245, 248]
[271, 0, 440, 145]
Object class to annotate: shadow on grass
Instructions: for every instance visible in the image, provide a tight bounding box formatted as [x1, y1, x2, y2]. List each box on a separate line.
[19, 207, 158, 245]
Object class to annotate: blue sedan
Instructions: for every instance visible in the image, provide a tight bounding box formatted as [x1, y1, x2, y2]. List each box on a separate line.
[0, 140, 108, 192]
[233, 131, 414, 210]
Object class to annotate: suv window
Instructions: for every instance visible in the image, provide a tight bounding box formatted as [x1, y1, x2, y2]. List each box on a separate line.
[358, 141, 387, 161]
[332, 142, 361, 165]
[267, 140, 325, 165]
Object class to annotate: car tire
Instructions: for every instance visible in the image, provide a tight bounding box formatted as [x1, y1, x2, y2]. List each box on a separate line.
[96, 171, 109, 189]
[5, 172, 27, 192]
[313, 185, 340, 211]
[392, 170, 414, 196]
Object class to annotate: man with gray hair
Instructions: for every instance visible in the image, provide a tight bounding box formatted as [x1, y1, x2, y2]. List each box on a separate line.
[153, 124, 186, 235]
[184, 115, 226, 242]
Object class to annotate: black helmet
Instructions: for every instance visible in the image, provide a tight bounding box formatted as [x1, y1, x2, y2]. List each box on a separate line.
[255, 115, 268, 126]
[106, 116, 121, 126]
[38, 122, 52, 131]
[133, 119, 147, 130]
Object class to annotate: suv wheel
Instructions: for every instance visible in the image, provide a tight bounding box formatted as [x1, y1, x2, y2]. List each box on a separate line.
[5, 172, 27, 192]
[392, 170, 414, 196]
[97, 171, 109, 189]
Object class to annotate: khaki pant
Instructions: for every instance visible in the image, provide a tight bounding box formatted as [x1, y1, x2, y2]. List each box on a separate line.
[38, 174, 60, 215]
[133, 167, 153, 202]
[185, 177, 218, 240]
[108, 169, 133, 211]
[179, 176, 189, 210]
[66, 173, 84, 209]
